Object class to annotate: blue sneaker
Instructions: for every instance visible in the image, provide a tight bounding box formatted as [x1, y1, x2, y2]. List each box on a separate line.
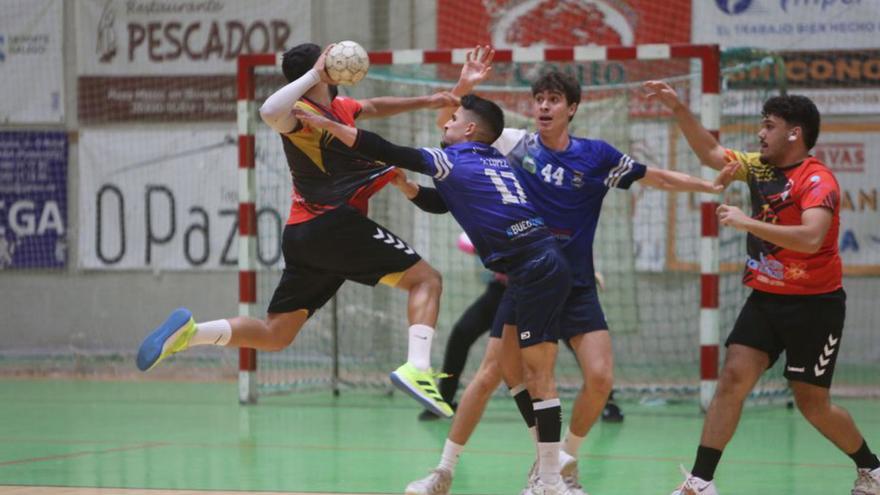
[136, 308, 196, 371]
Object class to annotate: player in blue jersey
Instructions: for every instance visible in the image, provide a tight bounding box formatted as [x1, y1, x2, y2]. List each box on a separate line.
[294, 94, 578, 495]
[402, 47, 739, 495]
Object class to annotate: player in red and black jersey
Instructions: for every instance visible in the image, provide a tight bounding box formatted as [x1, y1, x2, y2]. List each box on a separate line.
[645, 83, 880, 494]
[136, 43, 460, 418]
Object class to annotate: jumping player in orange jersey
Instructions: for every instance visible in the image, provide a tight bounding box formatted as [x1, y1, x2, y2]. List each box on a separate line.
[135, 43, 460, 418]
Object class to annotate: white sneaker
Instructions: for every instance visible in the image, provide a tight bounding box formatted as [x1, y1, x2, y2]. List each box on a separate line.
[521, 460, 539, 495]
[523, 452, 587, 495]
[670, 466, 718, 495]
[405, 468, 452, 495]
[853, 467, 880, 495]
[525, 477, 571, 495]
[560, 453, 589, 495]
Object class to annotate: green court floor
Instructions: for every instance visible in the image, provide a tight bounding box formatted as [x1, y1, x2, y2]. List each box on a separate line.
[0, 379, 877, 494]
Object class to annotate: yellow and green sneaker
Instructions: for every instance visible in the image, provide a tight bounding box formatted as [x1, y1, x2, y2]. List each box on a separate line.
[136, 308, 196, 371]
[390, 362, 454, 418]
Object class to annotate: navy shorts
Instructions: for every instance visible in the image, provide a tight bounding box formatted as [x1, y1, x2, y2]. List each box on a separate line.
[488, 240, 572, 348]
[492, 284, 608, 342]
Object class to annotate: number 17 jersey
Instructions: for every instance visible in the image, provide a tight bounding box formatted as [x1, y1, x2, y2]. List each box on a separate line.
[418, 141, 553, 271]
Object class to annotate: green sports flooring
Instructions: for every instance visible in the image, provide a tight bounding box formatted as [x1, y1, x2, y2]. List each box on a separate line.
[0, 379, 878, 494]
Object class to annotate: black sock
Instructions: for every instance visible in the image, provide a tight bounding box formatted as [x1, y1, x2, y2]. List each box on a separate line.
[849, 440, 880, 470]
[533, 399, 562, 443]
[510, 386, 536, 428]
[691, 445, 723, 481]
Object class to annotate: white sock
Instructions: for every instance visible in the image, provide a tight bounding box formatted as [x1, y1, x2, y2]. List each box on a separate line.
[562, 429, 585, 457]
[190, 319, 232, 346]
[538, 441, 562, 484]
[529, 425, 538, 447]
[437, 438, 463, 474]
[407, 324, 434, 371]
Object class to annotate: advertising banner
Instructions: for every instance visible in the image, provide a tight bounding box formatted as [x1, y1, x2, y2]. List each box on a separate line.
[77, 125, 290, 271]
[0, 0, 64, 123]
[0, 131, 68, 269]
[76, 0, 309, 122]
[694, 0, 880, 50]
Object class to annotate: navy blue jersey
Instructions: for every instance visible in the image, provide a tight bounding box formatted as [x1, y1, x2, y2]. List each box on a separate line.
[496, 129, 647, 286]
[419, 142, 552, 270]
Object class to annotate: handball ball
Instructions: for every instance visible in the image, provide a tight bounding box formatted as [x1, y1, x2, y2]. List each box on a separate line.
[325, 40, 369, 86]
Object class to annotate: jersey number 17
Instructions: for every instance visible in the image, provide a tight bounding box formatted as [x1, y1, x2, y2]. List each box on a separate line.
[484, 168, 528, 204]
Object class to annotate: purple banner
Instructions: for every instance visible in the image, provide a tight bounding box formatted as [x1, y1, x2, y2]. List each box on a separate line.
[0, 131, 68, 269]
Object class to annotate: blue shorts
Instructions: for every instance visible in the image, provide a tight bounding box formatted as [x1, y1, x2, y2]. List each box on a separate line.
[491, 284, 608, 342]
[491, 240, 572, 348]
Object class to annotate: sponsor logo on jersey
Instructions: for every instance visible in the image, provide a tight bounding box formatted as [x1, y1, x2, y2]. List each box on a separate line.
[746, 253, 784, 280]
[572, 171, 585, 188]
[506, 217, 545, 237]
[523, 155, 537, 174]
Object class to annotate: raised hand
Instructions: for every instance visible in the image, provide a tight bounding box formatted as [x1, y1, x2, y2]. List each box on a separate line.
[314, 44, 336, 85]
[642, 80, 684, 111]
[459, 45, 495, 89]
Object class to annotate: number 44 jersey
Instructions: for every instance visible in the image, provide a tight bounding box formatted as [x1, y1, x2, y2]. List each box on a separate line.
[495, 129, 647, 287]
[419, 142, 555, 271]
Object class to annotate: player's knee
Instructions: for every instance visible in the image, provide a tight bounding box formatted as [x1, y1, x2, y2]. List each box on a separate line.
[423, 266, 443, 293]
[585, 366, 614, 396]
[263, 326, 298, 352]
[716, 367, 752, 399]
[793, 388, 830, 421]
[471, 370, 501, 397]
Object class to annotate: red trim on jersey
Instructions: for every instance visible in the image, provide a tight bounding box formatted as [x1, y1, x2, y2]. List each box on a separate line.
[286, 97, 393, 224]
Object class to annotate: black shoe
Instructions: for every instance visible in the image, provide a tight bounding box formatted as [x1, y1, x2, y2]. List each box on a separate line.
[601, 401, 624, 423]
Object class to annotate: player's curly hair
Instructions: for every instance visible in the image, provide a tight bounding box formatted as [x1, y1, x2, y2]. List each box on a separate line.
[460, 94, 505, 144]
[532, 70, 581, 107]
[762, 95, 821, 150]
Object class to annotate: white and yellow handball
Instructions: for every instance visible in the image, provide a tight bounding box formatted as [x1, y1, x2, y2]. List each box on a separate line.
[325, 41, 370, 86]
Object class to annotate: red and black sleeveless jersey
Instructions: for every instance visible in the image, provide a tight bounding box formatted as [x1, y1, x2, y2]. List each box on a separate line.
[281, 96, 394, 224]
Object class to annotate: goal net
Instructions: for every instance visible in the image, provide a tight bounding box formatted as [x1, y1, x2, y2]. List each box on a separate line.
[241, 45, 804, 405]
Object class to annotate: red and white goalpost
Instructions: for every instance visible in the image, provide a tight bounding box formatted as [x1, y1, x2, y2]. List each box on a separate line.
[235, 44, 722, 409]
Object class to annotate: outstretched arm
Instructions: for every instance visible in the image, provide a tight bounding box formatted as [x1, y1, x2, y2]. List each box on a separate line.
[435, 45, 495, 129]
[259, 45, 335, 134]
[643, 80, 728, 171]
[639, 160, 739, 193]
[359, 92, 460, 119]
[390, 169, 449, 214]
[292, 109, 431, 174]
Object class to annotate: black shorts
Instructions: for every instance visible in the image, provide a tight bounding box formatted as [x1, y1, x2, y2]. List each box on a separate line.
[491, 284, 608, 341]
[267, 206, 421, 315]
[726, 288, 846, 388]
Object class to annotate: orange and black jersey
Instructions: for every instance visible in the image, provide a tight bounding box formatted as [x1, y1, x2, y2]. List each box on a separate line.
[281, 96, 394, 224]
[725, 149, 842, 295]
